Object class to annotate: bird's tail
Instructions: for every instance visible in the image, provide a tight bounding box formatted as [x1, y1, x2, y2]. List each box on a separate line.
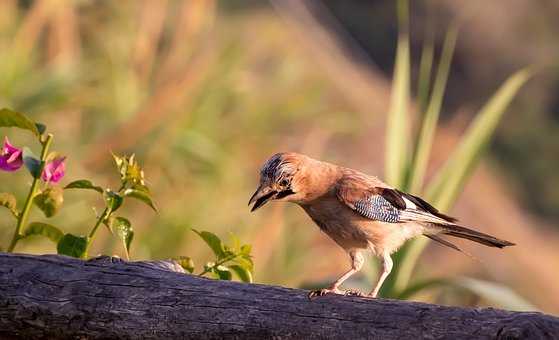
[399, 208, 515, 248]
[438, 224, 515, 248]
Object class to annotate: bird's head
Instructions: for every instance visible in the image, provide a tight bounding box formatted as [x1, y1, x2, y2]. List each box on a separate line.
[248, 152, 312, 211]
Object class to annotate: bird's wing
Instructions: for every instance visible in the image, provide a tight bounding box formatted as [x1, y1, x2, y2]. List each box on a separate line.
[335, 175, 457, 224]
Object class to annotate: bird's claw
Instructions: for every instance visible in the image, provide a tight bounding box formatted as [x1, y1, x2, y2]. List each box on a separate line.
[308, 288, 364, 300]
[344, 289, 364, 297]
[308, 288, 339, 299]
[308, 289, 329, 299]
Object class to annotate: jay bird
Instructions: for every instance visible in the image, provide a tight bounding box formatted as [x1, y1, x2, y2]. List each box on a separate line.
[249, 152, 514, 298]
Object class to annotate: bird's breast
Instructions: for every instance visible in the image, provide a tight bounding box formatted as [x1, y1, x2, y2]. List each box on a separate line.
[300, 198, 371, 250]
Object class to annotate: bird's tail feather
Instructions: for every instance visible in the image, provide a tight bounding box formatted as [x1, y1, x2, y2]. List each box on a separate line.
[439, 224, 515, 248]
[424, 234, 478, 261]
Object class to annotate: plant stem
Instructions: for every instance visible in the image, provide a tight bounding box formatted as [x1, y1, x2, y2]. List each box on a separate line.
[88, 207, 109, 239]
[83, 207, 110, 257]
[87, 183, 124, 240]
[7, 134, 54, 252]
[85, 183, 125, 255]
[198, 254, 237, 276]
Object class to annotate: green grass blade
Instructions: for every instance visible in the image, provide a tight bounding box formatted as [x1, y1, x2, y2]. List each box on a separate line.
[391, 67, 532, 297]
[386, 26, 457, 295]
[409, 25, 458, 193]
[426, 68, 533, 209]
[385, 0, 410, 188]
[416, 28, 434, 115]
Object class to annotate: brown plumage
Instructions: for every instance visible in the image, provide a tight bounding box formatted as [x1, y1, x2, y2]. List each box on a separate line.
[249, 152, 515, 298]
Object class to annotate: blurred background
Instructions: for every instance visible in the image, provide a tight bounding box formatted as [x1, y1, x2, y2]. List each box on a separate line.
[1, 0, 558, 314]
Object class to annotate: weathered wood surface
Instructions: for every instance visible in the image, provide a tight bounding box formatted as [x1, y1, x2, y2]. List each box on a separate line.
[0, 253, 557, 339]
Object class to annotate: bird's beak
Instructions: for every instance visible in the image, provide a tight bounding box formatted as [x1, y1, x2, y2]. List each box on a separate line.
[248, 185, 277, 212]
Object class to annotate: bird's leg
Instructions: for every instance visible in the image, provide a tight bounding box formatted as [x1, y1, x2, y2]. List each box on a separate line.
[309, 251, 364, 298]
[369, 252, 393, 297]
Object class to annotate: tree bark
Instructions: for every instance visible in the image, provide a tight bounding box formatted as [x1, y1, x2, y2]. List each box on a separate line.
[0, 253, 557, 339]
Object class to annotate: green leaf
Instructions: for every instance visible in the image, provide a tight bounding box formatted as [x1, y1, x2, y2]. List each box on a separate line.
[131, 183, 151, 193]
[176, 256, 195, 273]
[22, 222, 64, 243]
[235, 256, 254, 271]
[102, 215, 115, 234]
[64, 179, 103, 193]
[57, 233, 88, 259]
[426, 68, 533, 210]
[0, 108, 41, 137]
[229, 264, 253, 283]
[229, 232, 241, 252]
[123, 187, 157, 212]
[34, 187, 64, 217]
[113, 216, 133, 260]
[0, 192, 18, 217]
[455, 277, 537, 312]
[192, 229, 225, 259]
[385, 0, 411, 188]
[22, 147, 42, 178]
[214, 265, 232, 280]
[235, 245, 254, 270]
[235, 245, 254, 271]
[409, 24, 458, 193]
[104, 189, 123, 212]
[240, 244, 252, 256]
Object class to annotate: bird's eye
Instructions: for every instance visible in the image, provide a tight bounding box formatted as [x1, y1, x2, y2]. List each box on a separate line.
[279, 179, 289, 187]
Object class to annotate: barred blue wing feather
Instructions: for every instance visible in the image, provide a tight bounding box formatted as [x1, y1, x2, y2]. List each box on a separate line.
[354, 195, 400, 223]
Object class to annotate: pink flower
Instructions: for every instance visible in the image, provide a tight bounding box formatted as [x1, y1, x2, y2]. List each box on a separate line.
[0, 137, 23, 172]
[42, 157, 66, 183]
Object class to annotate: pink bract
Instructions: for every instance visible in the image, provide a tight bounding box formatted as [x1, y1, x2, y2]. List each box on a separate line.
[0, 137, 23, 172]
[42, 157, 66, 183]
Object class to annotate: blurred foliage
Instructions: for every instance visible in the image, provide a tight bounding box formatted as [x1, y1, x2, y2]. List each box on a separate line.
[1, 107, 254, 281]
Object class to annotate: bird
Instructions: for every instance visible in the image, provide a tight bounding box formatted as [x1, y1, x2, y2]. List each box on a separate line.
[248, 152, 515, 298]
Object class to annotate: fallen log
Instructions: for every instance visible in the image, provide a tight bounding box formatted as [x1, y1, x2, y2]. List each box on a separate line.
[0, 253, 557, 339]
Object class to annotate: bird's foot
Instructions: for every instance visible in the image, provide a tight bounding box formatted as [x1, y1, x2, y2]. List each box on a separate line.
[308, 287, 342, 299]
[344, 289, 364, 297]
[308, 287, 364, 299]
